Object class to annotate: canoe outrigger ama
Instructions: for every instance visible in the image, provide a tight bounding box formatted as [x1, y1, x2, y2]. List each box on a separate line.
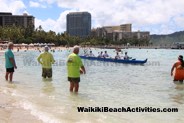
[79, 56, 148, 64]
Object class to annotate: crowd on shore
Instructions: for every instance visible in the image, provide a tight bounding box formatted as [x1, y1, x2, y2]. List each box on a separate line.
[0, 45, 65, 52]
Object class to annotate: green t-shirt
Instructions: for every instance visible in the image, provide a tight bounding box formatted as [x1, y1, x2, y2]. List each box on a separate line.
[5, 49, 14, 68]
[37, 52, 55, 68]
[67, 53, 83, 78]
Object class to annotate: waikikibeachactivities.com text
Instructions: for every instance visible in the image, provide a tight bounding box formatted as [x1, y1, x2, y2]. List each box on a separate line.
[77, 107, 178, 113]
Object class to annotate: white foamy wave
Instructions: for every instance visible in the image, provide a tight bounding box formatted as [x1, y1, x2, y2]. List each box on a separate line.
[16, 100, 63, 123]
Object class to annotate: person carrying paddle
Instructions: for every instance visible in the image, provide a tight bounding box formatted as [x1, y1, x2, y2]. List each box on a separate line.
[67, 45, 86, 92]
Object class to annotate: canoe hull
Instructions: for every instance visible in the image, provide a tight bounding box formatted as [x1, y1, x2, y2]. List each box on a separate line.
[80, 56, 147, 64]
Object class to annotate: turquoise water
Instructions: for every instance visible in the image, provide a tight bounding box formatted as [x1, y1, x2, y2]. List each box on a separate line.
[0, 49, 184, 123]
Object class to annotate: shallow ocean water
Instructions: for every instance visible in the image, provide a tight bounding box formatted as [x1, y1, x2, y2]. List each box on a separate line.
[0, 48, 184, 123]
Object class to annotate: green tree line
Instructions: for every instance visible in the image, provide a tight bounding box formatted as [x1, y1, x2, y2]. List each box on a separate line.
[0, 26, 149, 46]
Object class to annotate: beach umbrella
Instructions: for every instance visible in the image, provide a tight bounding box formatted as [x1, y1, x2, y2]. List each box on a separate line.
[51, 43, 55, 46]
[33, 43, 37, 46]
[29, 43, 34, 47]
[0, 43, 6, 46]
[21, 43, 28, 46]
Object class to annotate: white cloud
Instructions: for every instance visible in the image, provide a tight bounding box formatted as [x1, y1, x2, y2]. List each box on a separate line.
[29, 1, 40, 7]
[29, 1, 47, 8]
[0, 0, 26, 14]
[174, 16, 184, 28]
[39, 0, 56, 4]
[1, 0, 184, 34]
[33, 0, 184, 34]
[35, 9, 77, 33]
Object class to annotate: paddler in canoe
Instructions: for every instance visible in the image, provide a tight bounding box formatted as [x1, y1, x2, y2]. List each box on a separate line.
[88, 51, 95, 57]
[171, 55, 184, 83]
[103, 51, 109, 58]
[115, 52, 121, 59]
[124, 52, 132, 60]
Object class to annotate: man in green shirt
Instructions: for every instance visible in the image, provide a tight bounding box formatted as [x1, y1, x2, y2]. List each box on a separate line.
[67, 46, 86, 92]
[37, 46, 55, 78]
[5, 42, 17, 82]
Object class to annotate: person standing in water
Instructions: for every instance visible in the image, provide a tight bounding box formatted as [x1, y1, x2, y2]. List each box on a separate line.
[67, 46, 86, 92]
[37, 46, 55, 79]
[5, 42, 17, 82]
[171, 55, 184, 83]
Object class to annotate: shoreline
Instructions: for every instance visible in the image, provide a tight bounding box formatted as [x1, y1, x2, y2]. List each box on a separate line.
[0, 44, 182, 51]
[0, 92, 43, 123]
[0, 46, 70, 52]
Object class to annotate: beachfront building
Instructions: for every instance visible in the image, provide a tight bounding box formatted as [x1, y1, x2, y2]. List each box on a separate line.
[66, 12, 91, 37]
[112, 30, 150, 41]
[0, 12, 35, 29]
[91, 24, 150, 43]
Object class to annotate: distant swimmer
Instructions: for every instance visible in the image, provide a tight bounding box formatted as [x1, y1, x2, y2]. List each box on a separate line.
[115, 52, 121, 59]
[171, 55, 184, 83]
[37, 46, 55, 79]
[103, 51, 109, 58]
[67, 46, 86, 92]
[5, 42, 17, 82]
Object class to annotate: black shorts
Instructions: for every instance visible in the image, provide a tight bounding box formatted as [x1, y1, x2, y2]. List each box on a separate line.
[42, 68, 52, 78]
[68, 77, 80, 83]
[6, 67, 14, 73]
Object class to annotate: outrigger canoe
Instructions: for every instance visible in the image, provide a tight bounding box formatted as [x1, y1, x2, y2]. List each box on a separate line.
[80, 56, 147, 64]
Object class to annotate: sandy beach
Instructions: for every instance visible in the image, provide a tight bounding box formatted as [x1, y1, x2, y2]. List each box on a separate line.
[0, 46, 70, 52]
[0, 46, 72, 123]
[0, 46, 66, 123]
[0, 92, 43, 123]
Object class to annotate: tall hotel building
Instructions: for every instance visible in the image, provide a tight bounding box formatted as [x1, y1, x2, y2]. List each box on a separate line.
[0, 12, 35, 29]
[66, 12, 91, 37]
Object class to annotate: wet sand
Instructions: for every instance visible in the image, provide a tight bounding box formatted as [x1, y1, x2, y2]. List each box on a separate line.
[0, 93, 43, 123]
[0, 46, 70, 123]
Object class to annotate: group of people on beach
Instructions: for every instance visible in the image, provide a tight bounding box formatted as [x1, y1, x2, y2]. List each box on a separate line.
[4, 42, 86, 92]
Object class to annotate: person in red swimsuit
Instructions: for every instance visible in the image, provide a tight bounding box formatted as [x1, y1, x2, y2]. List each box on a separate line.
[171, 55, 184, 83]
